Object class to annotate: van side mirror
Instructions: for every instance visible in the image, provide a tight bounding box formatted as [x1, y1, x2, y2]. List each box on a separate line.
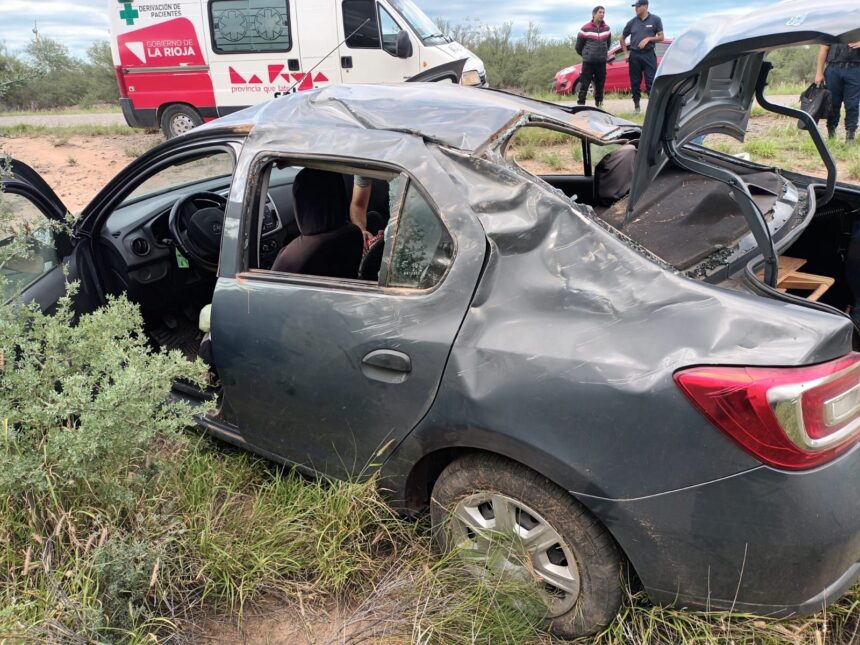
[396, 30, 413, 59]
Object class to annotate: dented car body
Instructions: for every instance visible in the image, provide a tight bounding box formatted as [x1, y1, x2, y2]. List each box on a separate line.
[4, 0, 860, 636]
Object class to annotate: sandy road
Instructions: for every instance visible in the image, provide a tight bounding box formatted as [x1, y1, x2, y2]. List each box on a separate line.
[0, 112, 128, 128]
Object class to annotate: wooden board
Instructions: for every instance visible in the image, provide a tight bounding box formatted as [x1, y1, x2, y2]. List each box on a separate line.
[757, 256, 834, 302]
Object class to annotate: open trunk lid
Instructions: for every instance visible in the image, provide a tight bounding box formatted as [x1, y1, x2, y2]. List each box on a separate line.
[629, 0, 860, 213]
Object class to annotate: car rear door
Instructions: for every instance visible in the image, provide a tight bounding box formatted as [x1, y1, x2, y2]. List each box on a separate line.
[212, 168, 486, 480]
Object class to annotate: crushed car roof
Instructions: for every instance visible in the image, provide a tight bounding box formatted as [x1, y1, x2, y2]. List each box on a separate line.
[202, 83, 638, 152]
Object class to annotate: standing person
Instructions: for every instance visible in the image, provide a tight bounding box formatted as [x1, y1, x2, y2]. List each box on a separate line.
[575, 6, 611, 108]
[620, 0, 664, 113]
[814, 41, 860, 142]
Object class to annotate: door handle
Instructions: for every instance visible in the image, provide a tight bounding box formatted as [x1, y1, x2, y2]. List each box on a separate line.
[341, 56, 353, 69]
[362, 349, 411, 384]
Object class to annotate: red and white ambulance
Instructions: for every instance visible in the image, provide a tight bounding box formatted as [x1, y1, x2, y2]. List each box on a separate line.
[108, 0, 486, 137]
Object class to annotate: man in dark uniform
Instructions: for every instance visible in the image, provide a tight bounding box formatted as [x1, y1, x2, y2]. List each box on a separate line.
[620, 0, 664, 113]
[815, 41, 860, 142]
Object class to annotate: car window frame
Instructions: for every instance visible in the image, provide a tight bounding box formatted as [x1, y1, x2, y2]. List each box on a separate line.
[76, 138, 242, 255]
[237, 152, 457, 296]
[502, 124, 590, 177]
[0, 183, 67, 301]
[120, 150, 237, 207]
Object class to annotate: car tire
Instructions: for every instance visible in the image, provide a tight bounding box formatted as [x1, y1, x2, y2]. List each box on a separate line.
[161, 104, 203, 139]
[571, 80, 581, 98]
[431, 453, 622, 639]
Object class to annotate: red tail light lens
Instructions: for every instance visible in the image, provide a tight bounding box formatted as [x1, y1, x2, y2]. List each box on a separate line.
[675, 353, 860, 470]
[114, 65, 129, 98]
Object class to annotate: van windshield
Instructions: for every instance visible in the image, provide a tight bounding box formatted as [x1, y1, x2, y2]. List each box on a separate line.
[388, 0, 448, 44]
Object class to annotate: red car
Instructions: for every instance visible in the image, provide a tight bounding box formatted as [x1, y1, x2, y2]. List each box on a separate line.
[553, 41, 672, 95]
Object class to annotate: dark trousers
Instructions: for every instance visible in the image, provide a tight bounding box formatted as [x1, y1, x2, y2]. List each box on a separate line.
[629, 49, 657, 104]
[578, 61, 607, 105]
[825, 64, 860, 132]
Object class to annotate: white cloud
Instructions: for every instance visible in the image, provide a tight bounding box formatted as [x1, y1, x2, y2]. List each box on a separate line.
[0, 0, 781, 58]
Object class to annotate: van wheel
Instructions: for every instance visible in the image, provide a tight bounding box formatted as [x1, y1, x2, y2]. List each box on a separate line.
[431, 454, 622, 639]
[161, 105, 203, 139]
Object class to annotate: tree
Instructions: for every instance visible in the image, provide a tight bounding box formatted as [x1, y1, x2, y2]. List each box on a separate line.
[0, 37, 117, 110]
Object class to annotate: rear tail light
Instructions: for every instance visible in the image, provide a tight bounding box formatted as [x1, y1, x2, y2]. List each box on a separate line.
[114, 65, 129, 98]
[675, 353, 860, 470]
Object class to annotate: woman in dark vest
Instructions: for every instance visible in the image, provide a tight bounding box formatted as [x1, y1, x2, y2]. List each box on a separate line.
[575, 6, 611, 108]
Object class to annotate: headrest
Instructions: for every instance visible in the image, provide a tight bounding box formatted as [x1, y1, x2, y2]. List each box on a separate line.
[292, 168, 349, 236]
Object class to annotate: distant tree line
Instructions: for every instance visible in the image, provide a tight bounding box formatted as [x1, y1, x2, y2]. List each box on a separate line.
[0, 27, 821, 110]
[437, 18, 820, 92]
[0, 38, 117, 110]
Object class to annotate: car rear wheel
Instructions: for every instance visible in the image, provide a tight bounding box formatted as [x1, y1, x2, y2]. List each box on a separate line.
[431, 454, 622, 639]
[161, 104, 203, 139]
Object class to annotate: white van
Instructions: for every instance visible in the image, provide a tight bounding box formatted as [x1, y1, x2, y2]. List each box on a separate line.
[108, 0, 487, 137]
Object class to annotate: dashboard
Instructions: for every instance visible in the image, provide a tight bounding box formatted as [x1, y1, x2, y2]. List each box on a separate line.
[99, 167, 302, 310]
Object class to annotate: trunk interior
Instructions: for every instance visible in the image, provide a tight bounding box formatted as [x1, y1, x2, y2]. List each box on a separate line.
[541, 159, 860, 330]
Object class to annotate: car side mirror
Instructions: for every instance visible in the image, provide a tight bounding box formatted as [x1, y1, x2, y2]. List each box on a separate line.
[396, 30, 413, 59]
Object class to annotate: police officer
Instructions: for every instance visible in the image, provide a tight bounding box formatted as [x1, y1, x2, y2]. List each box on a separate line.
[815, 41, 860, 142]
[620, 0, 664, 113]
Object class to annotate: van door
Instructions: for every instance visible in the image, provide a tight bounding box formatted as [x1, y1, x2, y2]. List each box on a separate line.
[201, 0, 305, 115]
[293, 0, 342, 90]
[337, 0, 420, 84]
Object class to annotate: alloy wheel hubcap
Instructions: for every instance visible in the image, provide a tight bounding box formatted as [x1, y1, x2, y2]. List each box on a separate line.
[450, 492, 580, 616]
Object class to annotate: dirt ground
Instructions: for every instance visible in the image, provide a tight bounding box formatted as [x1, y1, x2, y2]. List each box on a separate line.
[1, 132, 163, 213]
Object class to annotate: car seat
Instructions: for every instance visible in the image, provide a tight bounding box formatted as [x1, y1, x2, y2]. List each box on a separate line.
[271, 168, 363, 278]
[594, 143, 637, 208]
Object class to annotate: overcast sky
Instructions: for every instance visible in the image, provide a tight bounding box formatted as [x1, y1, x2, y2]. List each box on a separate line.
[0, 0, 778, 58]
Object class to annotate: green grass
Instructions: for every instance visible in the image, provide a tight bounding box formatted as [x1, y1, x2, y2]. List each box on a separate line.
[0, 104, 122, 117]
[0, 123, 136, 138]
[538, 151, 567, 170]
[765, 81, 808, 95]
[514, 126, 571, 146]
[848, 160, 860, 182]
[744, 139, 779, 159]
[616, 111, 645, 125]
[6, 434, 859, 643]
[516, 144, 537, 161]
[0, 434, 548, 643]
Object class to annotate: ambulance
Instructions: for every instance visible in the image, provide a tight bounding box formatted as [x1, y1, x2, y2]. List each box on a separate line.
[107, 0, 487, 137]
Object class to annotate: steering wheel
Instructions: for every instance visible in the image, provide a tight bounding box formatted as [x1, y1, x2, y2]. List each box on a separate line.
[168, 191, 227, 272]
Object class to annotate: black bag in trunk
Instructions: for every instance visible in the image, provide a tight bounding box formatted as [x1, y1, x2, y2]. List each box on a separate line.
[797, 83, 833, 129]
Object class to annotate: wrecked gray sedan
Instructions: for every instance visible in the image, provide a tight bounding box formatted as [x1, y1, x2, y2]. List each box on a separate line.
[3, 0, 860, 638]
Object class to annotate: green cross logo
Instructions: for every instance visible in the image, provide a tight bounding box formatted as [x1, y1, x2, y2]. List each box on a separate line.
[119, 3, 139, 26]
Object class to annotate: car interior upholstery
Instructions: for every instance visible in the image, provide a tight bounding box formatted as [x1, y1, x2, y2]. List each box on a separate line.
[270, 168, 364, 279]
